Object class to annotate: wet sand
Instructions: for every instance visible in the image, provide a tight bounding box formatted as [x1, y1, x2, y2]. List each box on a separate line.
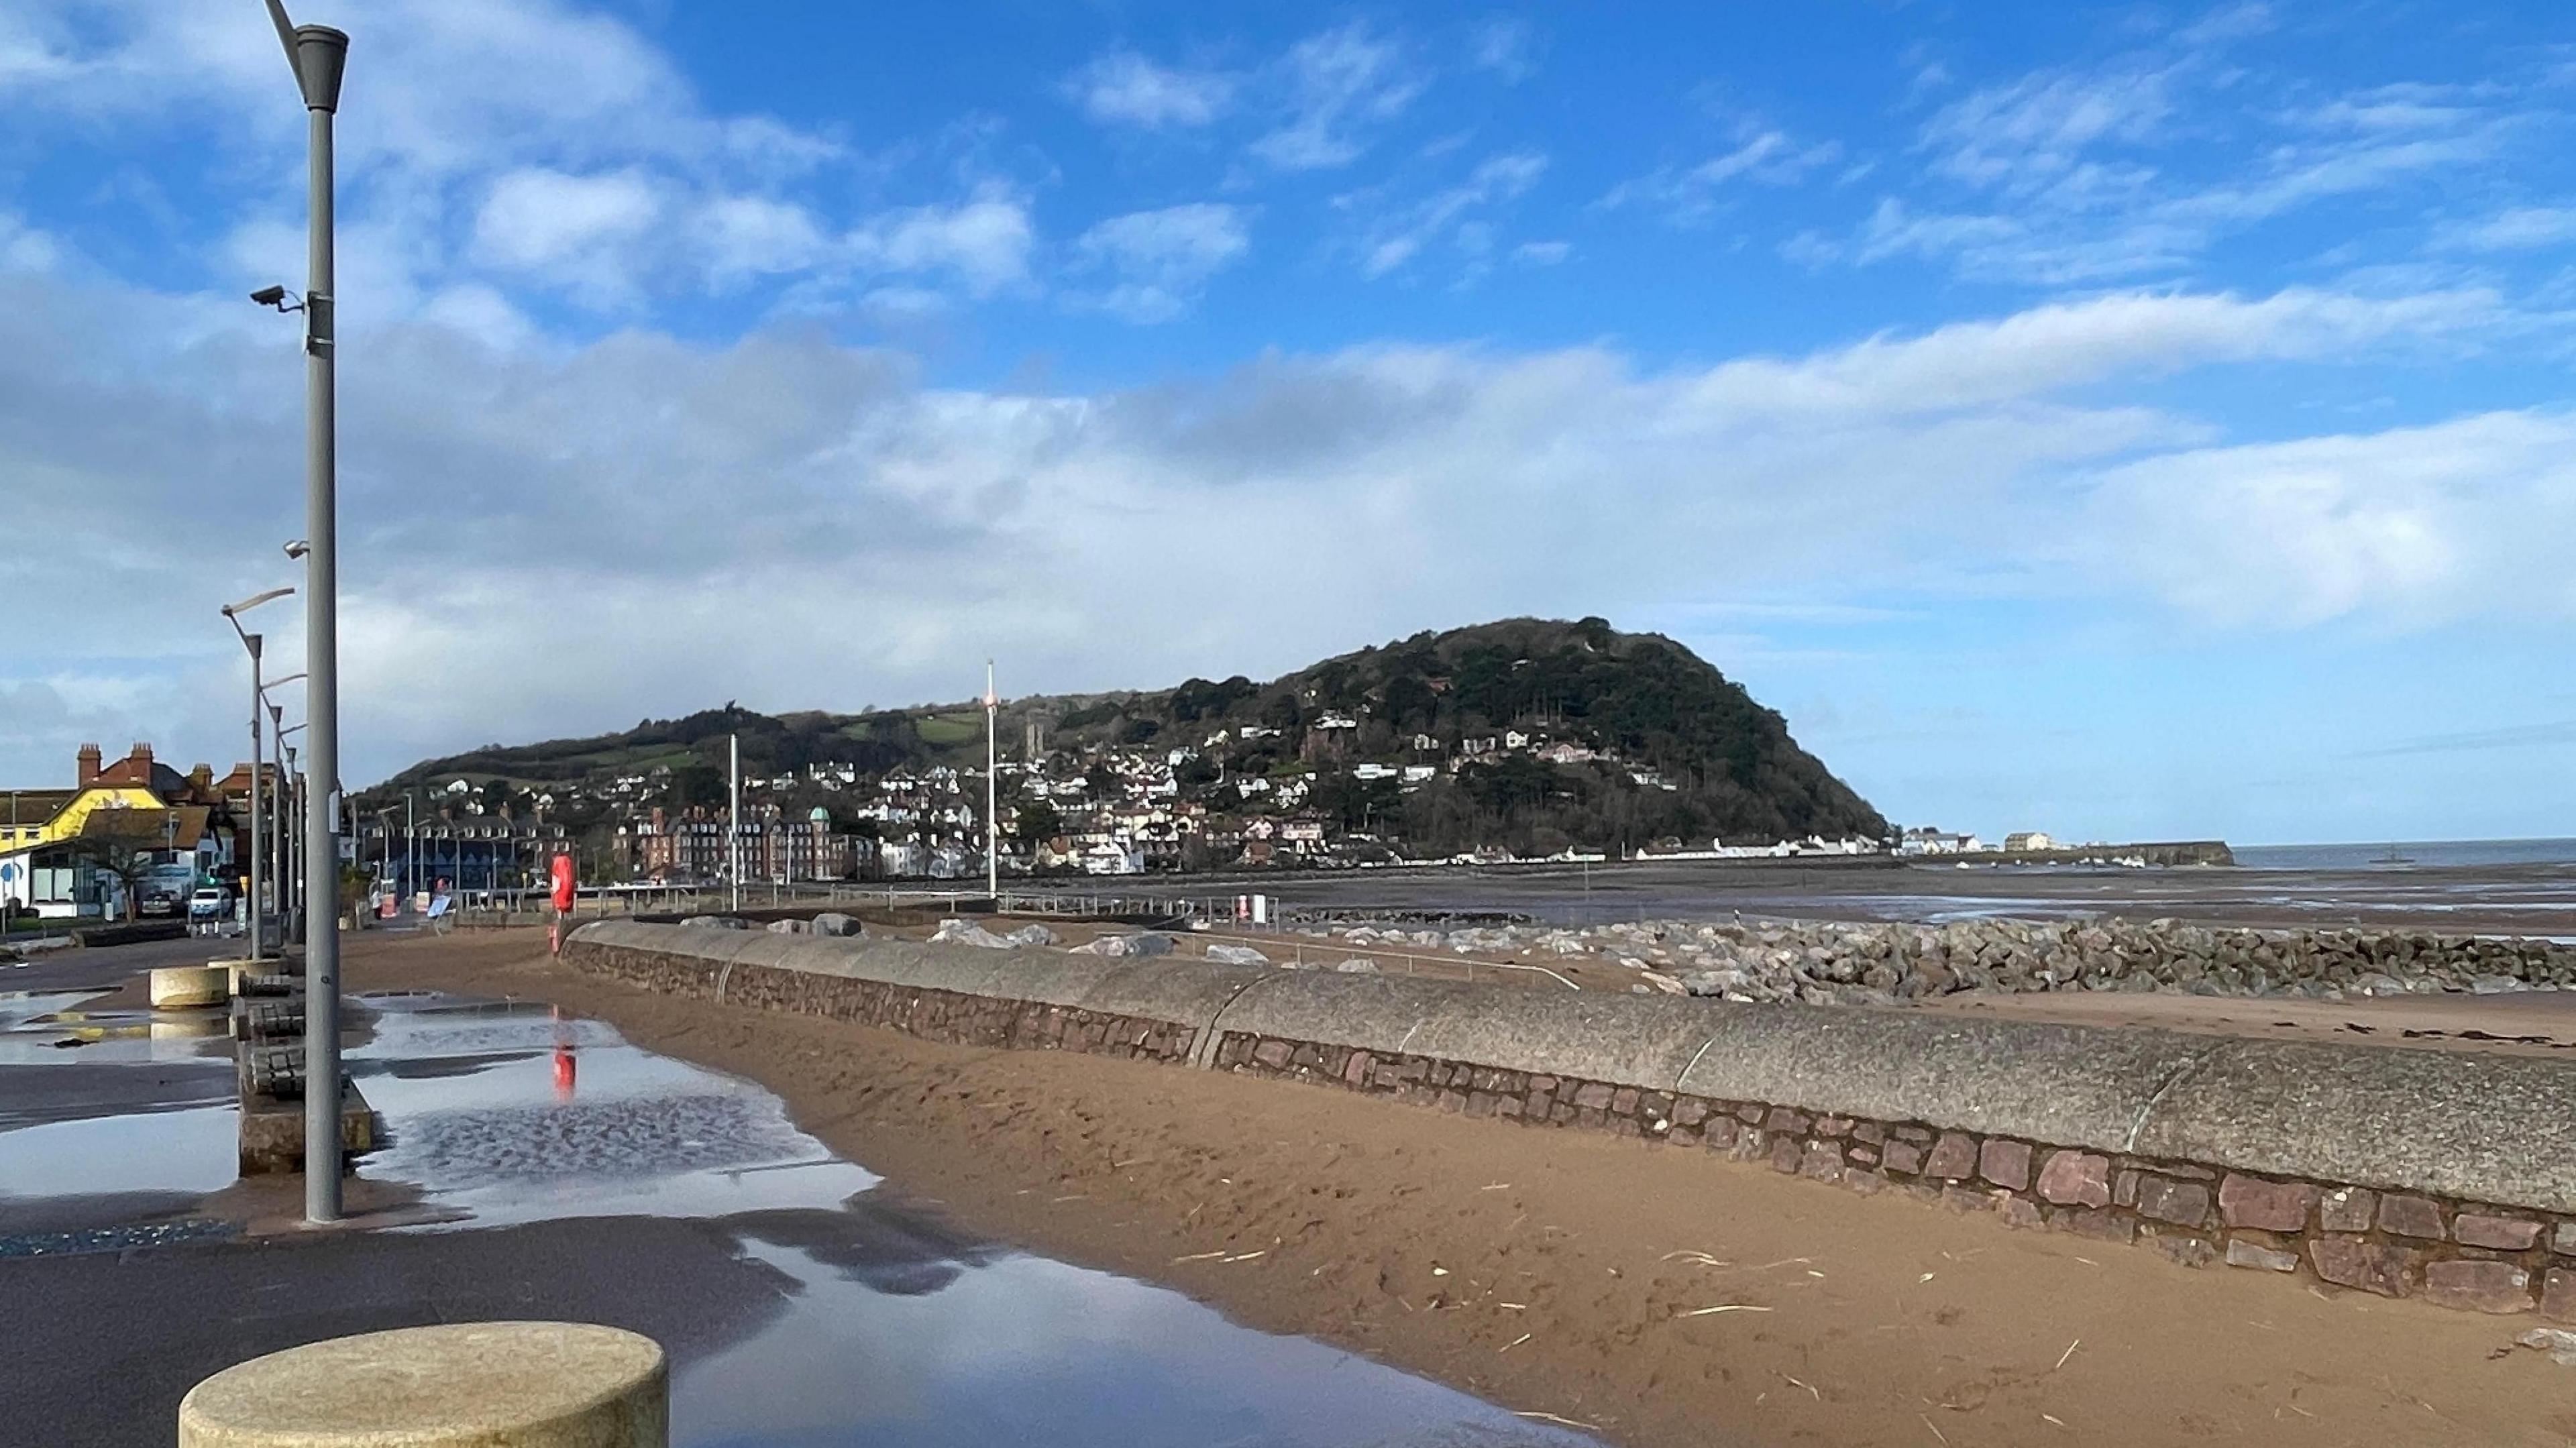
[354, 931, 2576, 1448]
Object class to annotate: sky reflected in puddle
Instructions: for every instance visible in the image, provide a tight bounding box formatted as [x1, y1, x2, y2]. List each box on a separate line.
[350, 996, 1593, 1448]
[684, 1237, 1587, 1448]
[0, 1103, 238, 1200]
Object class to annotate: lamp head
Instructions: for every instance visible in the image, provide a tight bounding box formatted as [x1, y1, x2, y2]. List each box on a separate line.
[284, 540, 310, 560]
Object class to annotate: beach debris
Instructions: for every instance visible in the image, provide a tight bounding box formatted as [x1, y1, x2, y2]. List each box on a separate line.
[2053, 1338, 2081, 1371]
[1513, 1411, 1602, 1431]
[1681, 1304, 1771, 1317]
[2516, 1327, 2576, 1366]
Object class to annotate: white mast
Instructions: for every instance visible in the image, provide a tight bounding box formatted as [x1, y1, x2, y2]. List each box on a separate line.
[728, 731, 741, 912]
[985, 659, 1000, 903]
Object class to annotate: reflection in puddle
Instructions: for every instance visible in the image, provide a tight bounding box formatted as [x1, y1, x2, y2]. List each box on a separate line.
[354, 1001, 878, 1227]
[354, 998, 1593, 1448]
[684, 1237, 1585, 1448]
[0, 989, 115, 1029]
[0, 1104, 239, 1200]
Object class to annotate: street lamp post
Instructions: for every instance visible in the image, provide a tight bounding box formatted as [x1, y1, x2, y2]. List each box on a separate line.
[255, 0, 349, 1224]
[222, 588, 293, 960]
[275, 719, 307, 941]
[283, 748, 303, 940]
[985, 661, 999, 905]
[260, 676, 303, 938]
[269, 704, 291, 934]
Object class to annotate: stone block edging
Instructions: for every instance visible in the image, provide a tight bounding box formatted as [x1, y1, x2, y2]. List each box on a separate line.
[564, 920, 2576, 1319]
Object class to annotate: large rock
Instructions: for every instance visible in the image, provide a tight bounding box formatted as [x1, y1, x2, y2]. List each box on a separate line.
[810, 912, 865, 938]
[1069, 932, 1175, 958]
[680, 915, 751, 930]
[1205, 944, 1269, 966]
[1003, 924, 1059, 948]
[929, 917, 1014, 949]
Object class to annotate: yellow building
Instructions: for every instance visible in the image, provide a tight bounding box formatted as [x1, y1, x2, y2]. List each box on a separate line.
[2, 744, 228, 918]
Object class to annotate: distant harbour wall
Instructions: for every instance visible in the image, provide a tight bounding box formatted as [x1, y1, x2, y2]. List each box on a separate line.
[564, 920, 2576, 1321]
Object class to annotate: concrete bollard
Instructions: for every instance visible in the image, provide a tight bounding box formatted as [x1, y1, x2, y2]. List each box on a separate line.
[177, 1321, 667, 1447]
[150, 964, 232, 1009]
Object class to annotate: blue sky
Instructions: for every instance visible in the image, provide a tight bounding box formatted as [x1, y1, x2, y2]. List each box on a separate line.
[2, 0, 2573, 844]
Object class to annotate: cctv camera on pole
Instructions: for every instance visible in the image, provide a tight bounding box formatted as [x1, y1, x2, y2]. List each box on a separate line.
[256, 0, 349, 1226]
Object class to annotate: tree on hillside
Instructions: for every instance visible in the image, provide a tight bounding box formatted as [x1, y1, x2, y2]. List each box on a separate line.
[1014, 799, 1063, 843]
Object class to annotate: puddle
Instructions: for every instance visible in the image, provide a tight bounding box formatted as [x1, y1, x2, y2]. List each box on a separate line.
[345, 997, 1595, 1447]
[0, 989, 115, 1029]
[352, 1000, 879, 1227]
[0, 1103, 239, 1200]
[682, 1237, 1589, 1448]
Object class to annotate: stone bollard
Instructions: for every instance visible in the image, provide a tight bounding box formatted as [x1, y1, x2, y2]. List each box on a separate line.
[150, 964, 232, 1009]
[178, 1322, 667, 1448]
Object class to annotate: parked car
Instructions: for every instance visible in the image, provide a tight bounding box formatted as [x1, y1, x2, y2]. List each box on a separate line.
[138, 887, 184, 917]
[187, 886, 235, 920]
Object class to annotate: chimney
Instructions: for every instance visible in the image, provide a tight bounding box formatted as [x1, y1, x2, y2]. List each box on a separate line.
[77, 743, 103, 785]
[128, 742, 154, 775]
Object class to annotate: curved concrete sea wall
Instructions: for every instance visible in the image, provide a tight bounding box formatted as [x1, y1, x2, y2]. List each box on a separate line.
[566, 920, 2576, 1319]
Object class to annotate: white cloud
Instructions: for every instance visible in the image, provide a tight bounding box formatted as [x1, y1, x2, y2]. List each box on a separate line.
[1063, 50, 1234, 128]
[848, 186, 1034, 296]
[0, 210, 60, 272]
[2088, 410, 2576, 626]
[2434, 205, 2576, 253]
[1073, 204, 1250, 322]
[472, 168, 664, 301]
[1354, 152, 1547, 279]
[1512, 240, 1570, 266]
[1249, 23, 1424, 172]
[0, 268, 2533, 787]
[692, 194, 830, 285]
[1922, 66, 2178, 190]
[1468, 18, 1535, 85]
[1817, 27, 2551, 284]
[1601, 127, 1842, 219]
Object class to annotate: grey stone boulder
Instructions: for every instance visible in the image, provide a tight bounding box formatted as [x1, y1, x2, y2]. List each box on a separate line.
[1069, 932, 1176, 958]
[765, 918, 807, 934]
[1004, 924, 1060, 948]
[1205, 944, 1269, 966]
[681, 915, 752, 930]
[810, 912, 865, 938]
[929, 917, 1015, 949]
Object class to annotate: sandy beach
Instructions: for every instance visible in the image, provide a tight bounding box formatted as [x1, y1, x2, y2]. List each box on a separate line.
[350, 930, 2576, 1448]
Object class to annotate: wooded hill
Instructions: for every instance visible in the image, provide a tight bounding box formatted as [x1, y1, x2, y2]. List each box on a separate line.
[363, 617, 1889, 857]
